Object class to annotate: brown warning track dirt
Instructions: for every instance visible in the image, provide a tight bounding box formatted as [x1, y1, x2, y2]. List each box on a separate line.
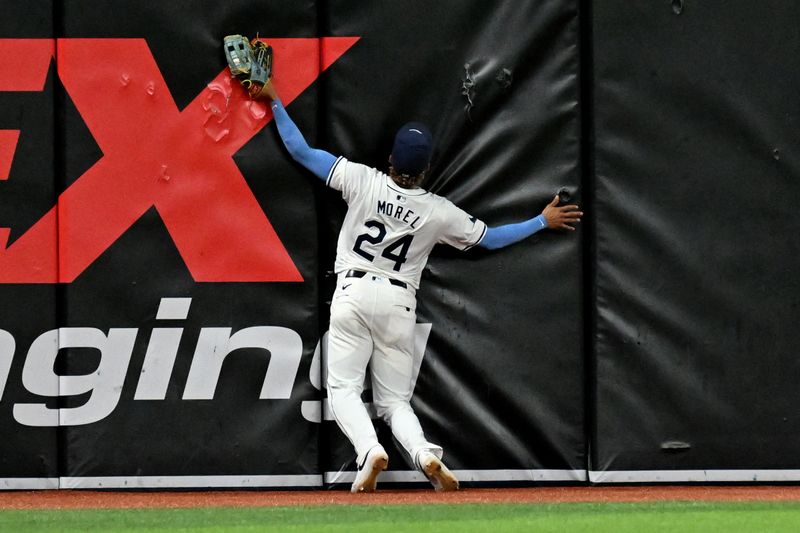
[1, 486, 799, 510]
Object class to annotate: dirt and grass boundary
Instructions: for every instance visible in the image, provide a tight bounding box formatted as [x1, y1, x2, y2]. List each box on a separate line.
[1, 486, 798, 510]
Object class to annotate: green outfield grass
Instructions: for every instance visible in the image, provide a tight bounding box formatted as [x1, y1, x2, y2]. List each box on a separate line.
[1, 501, 799, 532]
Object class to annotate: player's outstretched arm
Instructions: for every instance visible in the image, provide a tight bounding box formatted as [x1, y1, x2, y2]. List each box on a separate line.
[478, 195, 582, 250]
[261, 82, 337, 181]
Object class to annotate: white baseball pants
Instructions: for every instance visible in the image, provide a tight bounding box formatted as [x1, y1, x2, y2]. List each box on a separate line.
[327, 272, 442, 467]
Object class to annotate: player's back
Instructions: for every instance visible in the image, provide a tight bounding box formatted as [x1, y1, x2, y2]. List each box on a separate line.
[328, 158, 486, 289]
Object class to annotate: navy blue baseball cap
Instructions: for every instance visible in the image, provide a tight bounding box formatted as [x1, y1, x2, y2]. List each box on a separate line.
[391, 122, 433, 177]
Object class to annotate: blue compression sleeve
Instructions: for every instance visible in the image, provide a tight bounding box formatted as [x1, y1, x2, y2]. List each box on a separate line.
[478, 214, 548, 250]
[270, 99, 337, 181]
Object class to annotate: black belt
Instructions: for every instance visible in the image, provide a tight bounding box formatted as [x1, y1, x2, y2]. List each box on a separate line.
[345, 269, 407, 289]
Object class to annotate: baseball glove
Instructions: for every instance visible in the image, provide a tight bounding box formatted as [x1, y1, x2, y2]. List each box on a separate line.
[223, 34, 273, 98]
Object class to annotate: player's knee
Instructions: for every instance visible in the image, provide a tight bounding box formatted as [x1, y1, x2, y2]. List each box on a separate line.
[373, 398, 412, 421]
[327, 378, 363, 398]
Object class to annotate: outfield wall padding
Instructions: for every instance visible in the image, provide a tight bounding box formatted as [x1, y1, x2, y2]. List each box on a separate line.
[0, 0, 583, 488]
[591, 0, 800, 480]
[0, 0, 798, 488]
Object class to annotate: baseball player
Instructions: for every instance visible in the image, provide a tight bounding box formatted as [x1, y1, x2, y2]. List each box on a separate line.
[258, 81, 581, 492]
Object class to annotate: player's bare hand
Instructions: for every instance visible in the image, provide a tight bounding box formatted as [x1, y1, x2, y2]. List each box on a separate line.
[542, 195, 582, 231]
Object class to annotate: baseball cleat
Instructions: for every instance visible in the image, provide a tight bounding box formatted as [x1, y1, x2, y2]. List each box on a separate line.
[351, 446, 389, 493]
[418, 451, 459, 492]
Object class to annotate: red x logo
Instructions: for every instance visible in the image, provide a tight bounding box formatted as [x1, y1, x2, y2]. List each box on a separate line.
[0, 37, 358, 282]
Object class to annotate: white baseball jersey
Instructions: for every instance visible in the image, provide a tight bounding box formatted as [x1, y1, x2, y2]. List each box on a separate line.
[326, 157, 487, 289]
